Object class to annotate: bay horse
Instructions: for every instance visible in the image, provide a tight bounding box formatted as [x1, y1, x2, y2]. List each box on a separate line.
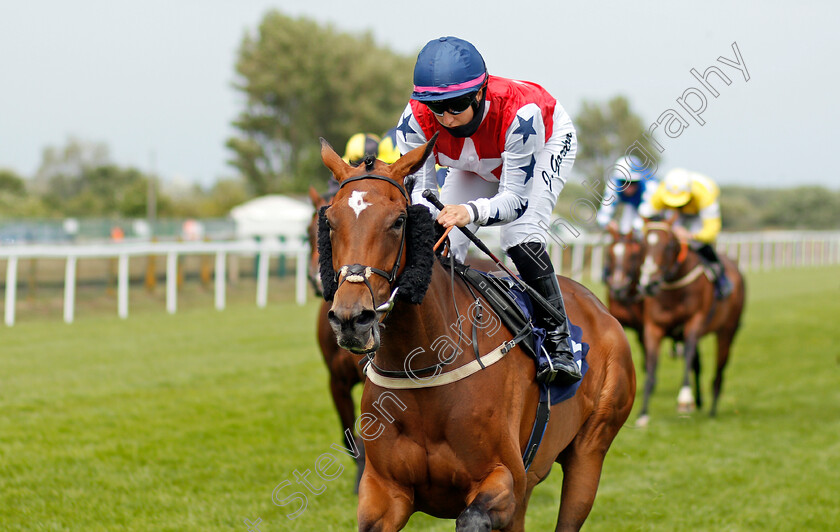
[603, 226, 646, 347]
[319, 136, 635, 531]
[636, 217, 745, 427]
[307, 186, 368, 491]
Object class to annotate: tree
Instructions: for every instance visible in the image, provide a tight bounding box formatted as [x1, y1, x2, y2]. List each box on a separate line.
[32, 138, 171, 218]
[227, 11, 414, 195]
[32, 137, 110, 194]
[574, 96, 661, 186]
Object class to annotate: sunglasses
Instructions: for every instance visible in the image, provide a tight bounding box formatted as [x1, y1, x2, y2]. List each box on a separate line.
[424, 93, 477, 116]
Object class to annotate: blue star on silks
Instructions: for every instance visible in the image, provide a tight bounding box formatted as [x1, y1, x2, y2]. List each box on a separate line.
[519, 155, 536, 184]
[397, 115, 416, 139]
[486, 209, 503, 226]
[485, 201, 528, 226]
[512, 115, 537, 144]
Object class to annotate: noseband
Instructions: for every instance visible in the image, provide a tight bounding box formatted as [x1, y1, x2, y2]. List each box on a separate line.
[334, 173, 411, 313]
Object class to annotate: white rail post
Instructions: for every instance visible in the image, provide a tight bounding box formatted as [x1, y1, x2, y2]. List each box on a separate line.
[571, 242, 584, 281]
[118, 254, 129, 319]
[215, 251, 227, 311]
[590, 241, 604, 282]
[5, 257, 18, 326]
[295, 244, 307, 306]
[64, 256, 77, 324]
[762, 237, 772, 271]
[256, 247, 269, 308]
[166, 251, 177, 314]
[751, 238, 761, 272]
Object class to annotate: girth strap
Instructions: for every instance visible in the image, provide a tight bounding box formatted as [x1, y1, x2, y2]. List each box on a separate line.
[523, 388, 551, 472]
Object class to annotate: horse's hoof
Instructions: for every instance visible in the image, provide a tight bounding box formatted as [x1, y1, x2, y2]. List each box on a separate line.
[455, 506, 492, 532]
[677, 386, 695, 413]
[635, 415, 650, 428]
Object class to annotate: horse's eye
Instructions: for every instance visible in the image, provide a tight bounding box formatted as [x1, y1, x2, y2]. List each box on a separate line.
[391, 216, 406, 230]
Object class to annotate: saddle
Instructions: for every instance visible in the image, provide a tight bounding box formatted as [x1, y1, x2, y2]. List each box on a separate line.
[449, 260, 590, 470]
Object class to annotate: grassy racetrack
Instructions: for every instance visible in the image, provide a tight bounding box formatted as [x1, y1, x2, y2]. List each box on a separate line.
[1, 266, 838, 531]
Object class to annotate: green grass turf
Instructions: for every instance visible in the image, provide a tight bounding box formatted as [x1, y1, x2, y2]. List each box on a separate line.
[1, 266, 838, 531]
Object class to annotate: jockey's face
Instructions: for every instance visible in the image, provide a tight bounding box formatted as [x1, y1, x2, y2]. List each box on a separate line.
[433, 88, 484, 128]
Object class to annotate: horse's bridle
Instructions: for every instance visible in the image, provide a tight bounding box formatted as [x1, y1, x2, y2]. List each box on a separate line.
[644, 222, 689, 283]
[333, 173, 411, 314]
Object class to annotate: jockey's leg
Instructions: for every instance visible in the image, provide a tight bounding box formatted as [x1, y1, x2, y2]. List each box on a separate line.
[502, 111, 578, 386]
[508, 242, 582, 386]
[694, 242, 733, 299]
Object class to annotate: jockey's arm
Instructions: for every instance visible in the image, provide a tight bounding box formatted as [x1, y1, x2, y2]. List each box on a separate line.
[463, 104, 549, 227]
[693, 205, 722, 243]
[395, 104, 440, 213]
[596, 193, 616, 229]
[691, 185, 722, 243]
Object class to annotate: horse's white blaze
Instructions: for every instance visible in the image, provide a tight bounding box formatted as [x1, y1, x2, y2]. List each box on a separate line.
[647, 232, 659, 246]
[610, 243, 626, 285]
[640, 255, 657, 286]
[348, 190, 372, 218]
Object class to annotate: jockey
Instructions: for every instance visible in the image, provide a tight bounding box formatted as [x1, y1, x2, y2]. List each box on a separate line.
[646, 168, 733, 299]
[396, 36, 580, 386]
[596, 155, 658, 235]
[327, 132, 381, 197]
[377, 127, 401, 164]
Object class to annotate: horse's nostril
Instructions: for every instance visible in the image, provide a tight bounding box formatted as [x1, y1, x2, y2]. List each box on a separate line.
[356, 310, 376, 328]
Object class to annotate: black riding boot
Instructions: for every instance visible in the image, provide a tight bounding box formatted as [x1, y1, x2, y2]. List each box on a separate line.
[529, 274, 583, 385]
[696, 243, 733, 300]
[508, 243, 582, 386]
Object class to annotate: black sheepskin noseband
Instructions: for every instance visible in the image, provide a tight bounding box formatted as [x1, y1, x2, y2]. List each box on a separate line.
[318, 204, 436, 304]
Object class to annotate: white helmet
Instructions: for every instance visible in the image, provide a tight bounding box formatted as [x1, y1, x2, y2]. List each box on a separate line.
[609, 155, 647, 183]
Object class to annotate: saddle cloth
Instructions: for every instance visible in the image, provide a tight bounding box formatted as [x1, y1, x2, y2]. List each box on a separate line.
[454, 263, 590, 406]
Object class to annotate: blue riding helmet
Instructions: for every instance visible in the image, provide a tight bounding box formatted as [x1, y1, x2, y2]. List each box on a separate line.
[412, 36, 487, 102]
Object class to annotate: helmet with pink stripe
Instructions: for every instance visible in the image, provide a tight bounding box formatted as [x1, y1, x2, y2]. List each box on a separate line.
[411, 37, 487, 102]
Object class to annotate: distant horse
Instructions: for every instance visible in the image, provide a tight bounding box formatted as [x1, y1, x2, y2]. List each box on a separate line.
[604, 227, 684, 366]
[603, 226, 646, 347]
[636, 217, 745, 426]
[307, 187, 367, 491]
[319, 136, 635, 531]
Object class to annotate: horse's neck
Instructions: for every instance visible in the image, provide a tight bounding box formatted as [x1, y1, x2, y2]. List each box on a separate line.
[373, 262, 468, 372]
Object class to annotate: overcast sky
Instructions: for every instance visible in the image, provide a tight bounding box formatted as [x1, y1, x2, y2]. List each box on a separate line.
[0, 0, 836, 190]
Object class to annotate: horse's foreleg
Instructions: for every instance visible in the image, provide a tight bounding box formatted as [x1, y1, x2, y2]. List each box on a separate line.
[328, 367, 365, 492]
[693, 344, 703, 408]
[456, 465, 518, 532]
[710, 330, 735, 417]
[555, 422, 614, 531]
[357, 472, 412, 532]
[677, 335, 700, 413]
[637, 325, 665, 427]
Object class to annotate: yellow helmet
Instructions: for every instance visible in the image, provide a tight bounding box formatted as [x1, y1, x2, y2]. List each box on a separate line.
[342, 133, 381, 165]
[661, 168, 693, 208]
[378, 127, 400, 164]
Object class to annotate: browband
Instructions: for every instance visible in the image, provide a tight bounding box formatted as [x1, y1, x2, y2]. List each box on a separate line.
[338, 174, 410, 203]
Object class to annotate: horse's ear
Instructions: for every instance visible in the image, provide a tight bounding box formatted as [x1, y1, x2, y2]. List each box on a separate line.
[390, 132, 439, 180]
[320, 138, 353, 183]
[667, 211, 679, 225]
[308, 186, 326, 209]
